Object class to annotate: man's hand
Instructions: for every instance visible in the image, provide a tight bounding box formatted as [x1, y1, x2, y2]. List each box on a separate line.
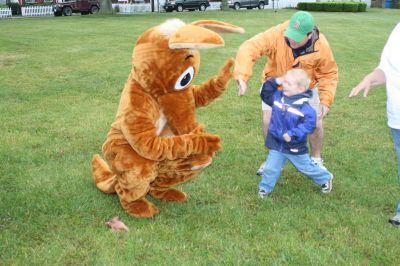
[283, 133, 291, 142]
[349, 68, 386, 98]
[319, 104, 330, 118]
[237, 79, 247, 96]
[349, 78, 372, 98]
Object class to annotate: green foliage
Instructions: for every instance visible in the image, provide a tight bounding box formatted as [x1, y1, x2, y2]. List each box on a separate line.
[0, 9, 399, 265]
[297, 1, 367, 12]
[323, 2, 344, 11]
[314, 2, 324, 11]
[306, 2, 316, 11]
[343, 2, 359, 12]
[23, 3, 53, 6]
[358, 2, 367, 11]
[6, 2, 20, 15]
[297, 2, 307, 10]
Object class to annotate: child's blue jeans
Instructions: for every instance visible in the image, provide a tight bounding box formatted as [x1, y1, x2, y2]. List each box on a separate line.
[390, 127, 400, 215]
[259, 150, 332, 193]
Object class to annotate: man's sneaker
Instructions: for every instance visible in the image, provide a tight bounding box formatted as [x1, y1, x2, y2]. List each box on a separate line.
[258, 189, 269, 199]
[311, 157, 327, 170]
[388, 214, 400, 226]
[256, 162, 266, 176]
[320, 175, 333, 193]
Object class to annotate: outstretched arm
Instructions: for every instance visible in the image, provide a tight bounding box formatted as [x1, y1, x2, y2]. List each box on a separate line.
[191, 58, 234, 108]
[349, 68, 386, 98]
[260, 78, 281, 107]
[233, 25, 279, 96]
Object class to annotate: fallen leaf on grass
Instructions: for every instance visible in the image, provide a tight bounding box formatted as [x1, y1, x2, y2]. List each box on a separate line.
[106, 217, 129, 232]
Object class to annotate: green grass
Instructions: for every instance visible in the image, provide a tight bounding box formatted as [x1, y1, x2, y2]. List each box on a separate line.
[1, 8, 400, 265]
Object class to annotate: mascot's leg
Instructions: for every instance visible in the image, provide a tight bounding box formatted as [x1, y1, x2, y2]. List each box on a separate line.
[110, 144, 159, 218]
[92, 154, 117, 194]
[149, 155, 212, 202]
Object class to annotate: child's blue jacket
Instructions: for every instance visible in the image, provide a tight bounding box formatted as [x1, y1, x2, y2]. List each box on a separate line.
[260, 78, 316, 155]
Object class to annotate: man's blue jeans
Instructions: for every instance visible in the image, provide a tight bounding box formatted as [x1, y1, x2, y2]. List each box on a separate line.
[390, 128, 400, 215]
[259, 150, 332, 193]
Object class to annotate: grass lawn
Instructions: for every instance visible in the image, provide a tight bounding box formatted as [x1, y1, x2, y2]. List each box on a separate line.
[1, 8, 400, 265]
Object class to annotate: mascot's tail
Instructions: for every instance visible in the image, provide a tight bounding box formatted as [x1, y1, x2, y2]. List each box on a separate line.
[92, 154, 117, 194]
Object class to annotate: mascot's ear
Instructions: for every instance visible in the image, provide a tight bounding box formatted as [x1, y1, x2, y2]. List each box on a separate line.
[169, 24, 225, 50]
[191, 20, 245, 34]
[168, 20, 244, 50]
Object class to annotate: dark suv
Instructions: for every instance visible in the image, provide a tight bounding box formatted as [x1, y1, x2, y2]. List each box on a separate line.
[227, 0, 268, 10]
[53, 0, 100, 16]
[163, 0, 210, 12]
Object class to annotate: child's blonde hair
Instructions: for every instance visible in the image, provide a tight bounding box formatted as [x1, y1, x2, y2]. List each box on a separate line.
[286, 69, 311, 90]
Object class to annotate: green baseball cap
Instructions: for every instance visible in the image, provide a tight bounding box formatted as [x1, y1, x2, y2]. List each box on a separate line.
[284, 11, 315, 42]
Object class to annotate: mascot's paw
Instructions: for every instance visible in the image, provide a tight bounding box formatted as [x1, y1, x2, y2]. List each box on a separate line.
[191, 123, 206, 134]
[220, 58, 235, 76]
[216, 58, 235, 85]
[149, 188, 188, 202]
[191, 133, 221, 156]
[202, 133, 222, 156]
[124, 198, 160, 218]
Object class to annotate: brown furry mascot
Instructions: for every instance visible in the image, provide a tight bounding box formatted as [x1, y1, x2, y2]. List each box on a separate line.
[92, 19, 244, 218]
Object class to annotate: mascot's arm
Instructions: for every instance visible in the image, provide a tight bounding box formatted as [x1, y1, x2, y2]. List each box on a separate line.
[192, 58, 234, 107]
[121, 109, 221, 161]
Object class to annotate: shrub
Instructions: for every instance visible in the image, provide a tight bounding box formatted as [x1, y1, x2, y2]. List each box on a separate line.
[343, 2, 359, 12]
[297, 2, 367, 12]
[314, 2, 324, 11]
[306, 2, 316, 11]
[324, 2, 344, 11]
[24, 2, 53, 6]
[358, 2, 367, 11]
[297, 2, 307, 10]
[7, 2, 20, 15]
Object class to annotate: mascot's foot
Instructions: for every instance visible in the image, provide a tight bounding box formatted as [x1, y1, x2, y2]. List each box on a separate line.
[123, 198, 160, 218]
[149, 188, 188, 202]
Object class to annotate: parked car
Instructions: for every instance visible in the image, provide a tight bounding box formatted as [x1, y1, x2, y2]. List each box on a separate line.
[227, 0, 268, 10]
[53, 0, 100, 16]
[163, 0, 210, 12]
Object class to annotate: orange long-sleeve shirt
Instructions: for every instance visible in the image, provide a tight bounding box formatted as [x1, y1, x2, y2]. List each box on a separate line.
[234, 21, 338, 107]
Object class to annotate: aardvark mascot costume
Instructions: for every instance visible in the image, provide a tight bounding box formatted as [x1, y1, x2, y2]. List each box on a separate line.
[92, 19, 244, 218]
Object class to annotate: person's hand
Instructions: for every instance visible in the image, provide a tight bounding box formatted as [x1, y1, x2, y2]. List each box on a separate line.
[237, 79, 247, 96]
[319, 104, 330, 117]
[275, 76, 284, 85]
[349, 78, 372, 98]
[283, 133, 291, 142]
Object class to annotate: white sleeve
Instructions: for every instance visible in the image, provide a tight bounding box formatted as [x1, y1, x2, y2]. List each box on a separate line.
[378, 23, 400, 75]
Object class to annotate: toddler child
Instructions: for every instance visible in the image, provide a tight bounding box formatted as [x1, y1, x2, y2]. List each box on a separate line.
[258, 69, 333, 198]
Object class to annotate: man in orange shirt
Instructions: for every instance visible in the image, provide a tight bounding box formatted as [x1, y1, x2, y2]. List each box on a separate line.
[234, 11, 338, 174]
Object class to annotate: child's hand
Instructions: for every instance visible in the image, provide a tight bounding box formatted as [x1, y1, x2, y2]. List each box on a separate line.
[275, 76, 284, 85]
[283, 133, 291, 142]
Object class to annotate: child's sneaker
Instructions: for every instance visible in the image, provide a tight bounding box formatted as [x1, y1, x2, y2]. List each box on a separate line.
[388, 214, 400, 226]
[258, 189, 269, 199]
[320, 175, 333, 193]
[256, 162, 266, 176]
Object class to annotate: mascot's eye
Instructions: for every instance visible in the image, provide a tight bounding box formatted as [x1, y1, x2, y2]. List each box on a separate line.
[174, 66, 194, 91]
